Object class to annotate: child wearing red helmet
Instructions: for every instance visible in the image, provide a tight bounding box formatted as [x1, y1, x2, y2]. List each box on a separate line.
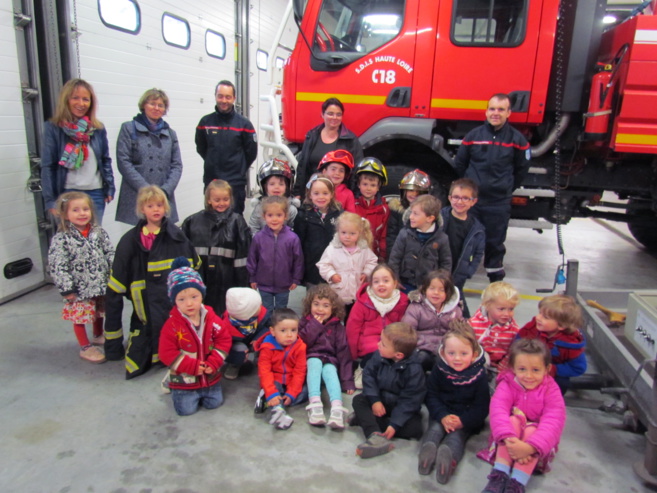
[318, 149, 356, 212]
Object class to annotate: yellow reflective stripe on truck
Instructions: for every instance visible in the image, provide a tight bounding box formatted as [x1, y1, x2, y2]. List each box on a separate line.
[296, 92, 386, 105]
[431, 98, 488, 110]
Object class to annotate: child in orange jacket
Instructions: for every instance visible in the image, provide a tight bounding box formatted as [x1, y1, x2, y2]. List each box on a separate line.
[254, 308, 308, 430]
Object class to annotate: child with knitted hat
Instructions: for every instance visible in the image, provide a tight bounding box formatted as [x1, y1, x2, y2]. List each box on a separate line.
[221, 287, 270, 379]
[158, 257, 232, 416]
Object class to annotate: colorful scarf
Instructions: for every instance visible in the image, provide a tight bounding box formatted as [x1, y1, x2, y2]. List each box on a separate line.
[58, 116, 95, 170]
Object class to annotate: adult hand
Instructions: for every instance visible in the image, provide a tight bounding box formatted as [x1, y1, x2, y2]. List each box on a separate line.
[250, 282, 258, 290]
[105, 195, 114, 204]
[289, 284, 297, 290]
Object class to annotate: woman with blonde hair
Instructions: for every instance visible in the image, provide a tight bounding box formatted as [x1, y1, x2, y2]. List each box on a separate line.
[115, 88, 183, 225]
[41, 78, 115, 221]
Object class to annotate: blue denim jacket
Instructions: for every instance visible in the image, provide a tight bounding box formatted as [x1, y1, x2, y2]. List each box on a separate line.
[41, 121, 115, 210]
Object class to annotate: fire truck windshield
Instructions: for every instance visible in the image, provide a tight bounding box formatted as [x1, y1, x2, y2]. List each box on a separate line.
[313, 0, 404, 56]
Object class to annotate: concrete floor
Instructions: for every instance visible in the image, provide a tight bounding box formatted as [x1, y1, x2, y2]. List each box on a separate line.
[2, 218, 657, 492]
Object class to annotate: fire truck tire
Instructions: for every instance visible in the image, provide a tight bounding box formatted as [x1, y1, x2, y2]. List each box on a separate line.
[627, 200, 657, 251]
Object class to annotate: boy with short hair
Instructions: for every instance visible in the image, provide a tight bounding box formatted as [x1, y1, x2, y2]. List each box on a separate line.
[354, 157, 390, 260]
[351, 322, 426, 458]
[389, 194, 452, 292]
[159, 257, 233, 416]
[222, 287, 270, 380]
[441, 178, 485, 317]
[254, 308, 308, 430]
[516, 294, 587, 394]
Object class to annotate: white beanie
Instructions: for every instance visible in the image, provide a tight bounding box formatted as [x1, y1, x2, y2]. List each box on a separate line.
[226, 288, 262, 320]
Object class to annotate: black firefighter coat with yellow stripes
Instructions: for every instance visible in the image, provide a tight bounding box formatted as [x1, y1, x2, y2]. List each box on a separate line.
[104, 217, 200, 379]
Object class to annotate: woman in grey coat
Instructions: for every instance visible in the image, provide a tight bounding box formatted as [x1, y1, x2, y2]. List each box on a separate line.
[115, 88, 183, 225]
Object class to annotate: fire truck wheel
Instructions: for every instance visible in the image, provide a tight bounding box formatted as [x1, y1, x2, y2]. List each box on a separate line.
[627, 199, 657, 251]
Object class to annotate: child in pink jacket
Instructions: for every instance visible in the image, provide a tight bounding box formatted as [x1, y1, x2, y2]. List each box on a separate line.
[317, 212, 378, 312]
[346, 264, 409, 388]
[479, 338, 566, 493]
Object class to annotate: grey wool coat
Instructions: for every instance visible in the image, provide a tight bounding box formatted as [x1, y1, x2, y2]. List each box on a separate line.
[115, 119, 183, 225]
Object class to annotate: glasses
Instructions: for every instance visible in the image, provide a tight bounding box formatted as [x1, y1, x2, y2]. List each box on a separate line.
[449, 195, 474, 202]
[147, 101, 166, 109]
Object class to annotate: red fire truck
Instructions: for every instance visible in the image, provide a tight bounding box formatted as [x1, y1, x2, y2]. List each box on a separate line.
[278, 0, 657, 249]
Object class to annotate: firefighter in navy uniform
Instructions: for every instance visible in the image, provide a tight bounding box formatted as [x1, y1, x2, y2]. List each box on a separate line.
[195, 80, 258, 214]
[454, 93, 530, 283]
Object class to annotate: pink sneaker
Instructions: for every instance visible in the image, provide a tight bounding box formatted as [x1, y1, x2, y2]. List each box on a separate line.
[80, 345, 106, 364]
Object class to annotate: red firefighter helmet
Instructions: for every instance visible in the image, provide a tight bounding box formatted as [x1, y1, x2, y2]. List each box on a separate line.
[317, 149, 355, 177]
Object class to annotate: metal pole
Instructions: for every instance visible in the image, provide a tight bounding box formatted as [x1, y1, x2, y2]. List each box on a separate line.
[565, 259, 579, 297]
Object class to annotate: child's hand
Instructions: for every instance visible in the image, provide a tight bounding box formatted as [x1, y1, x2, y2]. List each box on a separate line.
[504, 438, 536, 462]
[268, 395, 282, 407]
[289, 283, 297, 290]
[250, 282, 258, 290]
[346, 389, 354, 395]
[313, 313, 325, 324]
[204, 364, 214, 374]
[372, 402, 386, 417]
[330, 274, 342, 284]
[382, 426, 396, 440]
[197, 362, 207, 375]
[359, 274, 367, 283]
[282, 395, 292, 406]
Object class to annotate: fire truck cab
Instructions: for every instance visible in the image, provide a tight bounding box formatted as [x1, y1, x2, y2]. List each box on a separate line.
[281, 0, 657, 249]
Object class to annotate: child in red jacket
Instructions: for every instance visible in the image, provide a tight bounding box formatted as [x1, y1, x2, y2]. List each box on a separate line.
[159, 257, 232, 416]
[515, 294, 586, 395]
[254, 308, 308, 430]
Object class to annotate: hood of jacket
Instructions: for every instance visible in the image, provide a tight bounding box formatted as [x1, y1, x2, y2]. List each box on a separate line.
[407, 288, 460, 315]
[436, 338, 487, 385]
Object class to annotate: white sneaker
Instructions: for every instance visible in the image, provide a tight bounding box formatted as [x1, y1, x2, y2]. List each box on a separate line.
[327, 405, 347, 430]
[91, 334, 105, 346]
[306, 402, 326, 426]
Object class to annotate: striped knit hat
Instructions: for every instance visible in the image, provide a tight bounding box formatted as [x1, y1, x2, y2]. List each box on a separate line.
[167, 257, 206, 303]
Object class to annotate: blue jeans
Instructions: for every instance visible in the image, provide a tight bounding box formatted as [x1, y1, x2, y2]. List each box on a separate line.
[64, 188, 106, 223]
[171, 382, 224, 416]
[260, 290, 290, 312]
[307, 358, 342, 402]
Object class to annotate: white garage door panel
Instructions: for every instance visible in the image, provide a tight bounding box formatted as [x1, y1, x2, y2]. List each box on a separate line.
[0, 6, 45, 301]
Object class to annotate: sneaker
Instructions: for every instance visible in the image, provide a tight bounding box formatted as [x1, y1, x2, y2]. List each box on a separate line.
[276, 413, 294, 430]
[223, 363, 240, 380]
[435, 444, 456, 484]
[306, 402, 326, 426]
[327, 405, 347, 430]
[354, 367, 363, 390]
[91, 334, 105, 346]
[79, 345, 106, 364]
[254, 389, 266, 414]
[356, 432, 395, 459]
[269, 405, 286, 425]
[482, 469, 509, 493]
[269, 405, 294, 430]
[503, 478, 526, 493]
[418, 442, 437, 475]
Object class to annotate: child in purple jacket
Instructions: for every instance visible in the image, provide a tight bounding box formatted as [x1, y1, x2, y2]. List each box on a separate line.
[247, 196, 304, 312]
[299, 284, 354, 430]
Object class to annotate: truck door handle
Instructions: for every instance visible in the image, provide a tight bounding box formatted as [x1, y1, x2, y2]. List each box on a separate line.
[386, 87, 411, 108]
